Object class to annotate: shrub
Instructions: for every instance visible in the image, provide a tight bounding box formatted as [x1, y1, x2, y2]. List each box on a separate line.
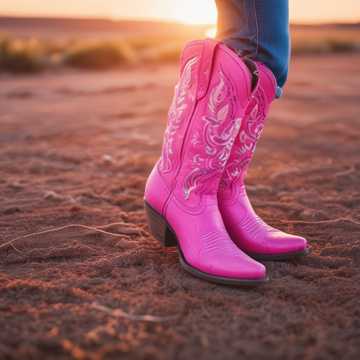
[141, 43, 183, 63]
[65, 41, 136, 69]
[326, 39, 357, 53]
[0, 38, 45, 73]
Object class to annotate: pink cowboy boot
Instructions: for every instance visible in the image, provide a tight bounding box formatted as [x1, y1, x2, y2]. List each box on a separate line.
[218, 62, 309, 260]
[144, 39, 267, 285]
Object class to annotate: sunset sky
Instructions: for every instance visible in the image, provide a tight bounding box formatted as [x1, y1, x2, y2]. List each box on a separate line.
[0, 0, 359, 24]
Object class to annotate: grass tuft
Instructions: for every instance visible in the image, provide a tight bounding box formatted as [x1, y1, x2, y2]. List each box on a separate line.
[0, 38, 45, 73]
[327, 39, 357, 53]
[65, 41, 137, 69]
[1, 26, 360, 74]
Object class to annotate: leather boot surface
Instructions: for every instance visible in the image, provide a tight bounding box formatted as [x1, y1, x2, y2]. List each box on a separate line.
[218, 62, 309, 260]
[145, 39, 267, 285]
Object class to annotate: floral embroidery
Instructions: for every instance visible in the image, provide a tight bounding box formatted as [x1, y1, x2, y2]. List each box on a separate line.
[183, 71, 242, 199]
[222, 86, 267, 185]
[158, 57, 198, 173]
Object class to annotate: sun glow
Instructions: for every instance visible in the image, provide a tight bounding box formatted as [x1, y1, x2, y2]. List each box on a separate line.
[205, 27, 217, 38]
[170, 0, 217, 25]
[0, 0, 360, 24]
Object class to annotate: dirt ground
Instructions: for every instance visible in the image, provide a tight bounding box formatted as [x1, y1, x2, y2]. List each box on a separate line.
[1, 54, 360, 360]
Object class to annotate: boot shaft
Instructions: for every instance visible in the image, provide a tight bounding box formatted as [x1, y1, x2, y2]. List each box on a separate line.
[220, 62, 277, 194]
[151, 39, 253, 212]
[144, 41, 271, 284]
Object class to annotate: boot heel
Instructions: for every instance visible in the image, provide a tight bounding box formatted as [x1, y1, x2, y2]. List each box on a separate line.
[144, 201, 178, 247]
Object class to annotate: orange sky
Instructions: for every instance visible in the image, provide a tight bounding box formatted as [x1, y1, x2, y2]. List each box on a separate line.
[0, 0, 359, 24]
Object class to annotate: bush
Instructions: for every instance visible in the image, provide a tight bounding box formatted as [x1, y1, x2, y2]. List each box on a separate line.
[143, 43, 182, 63]
[0, 38, 45, 73]
[326, 39, 357, 53]
[65, 41, 136, 69]
[1, 27, 359, 75]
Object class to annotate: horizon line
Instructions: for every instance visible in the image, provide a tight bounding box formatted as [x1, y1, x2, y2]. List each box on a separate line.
[0, 13, 359, 26]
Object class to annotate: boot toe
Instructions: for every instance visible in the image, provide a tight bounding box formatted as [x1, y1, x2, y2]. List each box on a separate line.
[223, 257, 266, 280]
[269, 232, 308, 254]
[204, 254, 267, 281]
[233, 259, 266, 280]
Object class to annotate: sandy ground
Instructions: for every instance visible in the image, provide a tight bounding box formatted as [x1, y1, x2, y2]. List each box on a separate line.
[0, 54, 360, 360]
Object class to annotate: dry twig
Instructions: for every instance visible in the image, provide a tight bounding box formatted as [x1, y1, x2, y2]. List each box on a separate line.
[91, 302, 177, 323]
[282, 217, 360, 226]
[0, 222, 140, 252]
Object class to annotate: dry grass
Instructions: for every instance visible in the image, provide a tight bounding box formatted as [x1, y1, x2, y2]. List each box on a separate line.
[65, 41, 137, 69]
[0, 38, 45, 73]
[291, 27, 360, 54]
[1, 26, 359, 73]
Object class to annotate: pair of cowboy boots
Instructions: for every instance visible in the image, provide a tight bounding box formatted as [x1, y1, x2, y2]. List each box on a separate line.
[144, 39, 308, 286]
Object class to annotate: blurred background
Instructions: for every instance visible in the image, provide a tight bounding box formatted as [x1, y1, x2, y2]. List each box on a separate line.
[1, 2, 360, 360]
[0, 0, 360, 72]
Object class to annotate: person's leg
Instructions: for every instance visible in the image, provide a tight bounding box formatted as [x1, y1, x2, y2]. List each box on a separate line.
[216, 0, 290, 95]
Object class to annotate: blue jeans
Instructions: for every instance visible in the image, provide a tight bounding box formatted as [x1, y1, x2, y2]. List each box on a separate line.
[215, 0, 290, 95]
